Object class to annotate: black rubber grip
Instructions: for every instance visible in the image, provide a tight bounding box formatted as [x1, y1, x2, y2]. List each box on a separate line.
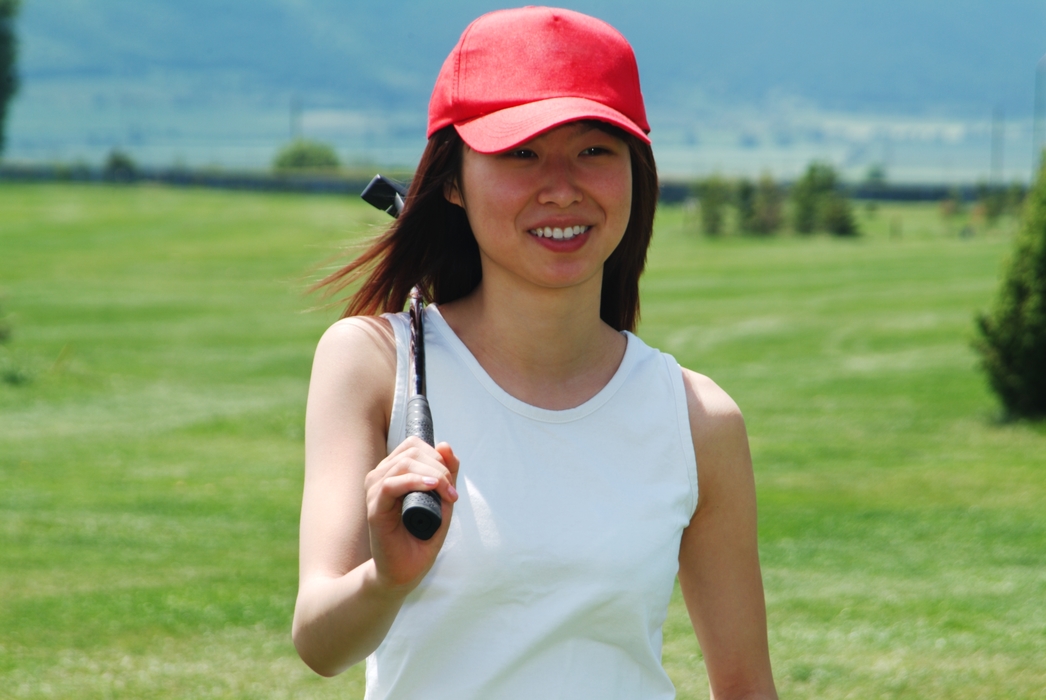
[402, 395, 442, 540]
[405, 395, 435, 447]
[401, 491, 442, 541]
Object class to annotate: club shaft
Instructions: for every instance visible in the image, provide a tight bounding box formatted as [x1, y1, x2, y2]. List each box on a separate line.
[401, 287, 442, 540]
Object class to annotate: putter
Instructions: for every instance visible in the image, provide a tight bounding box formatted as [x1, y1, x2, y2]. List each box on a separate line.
[361, 175, 443, 541]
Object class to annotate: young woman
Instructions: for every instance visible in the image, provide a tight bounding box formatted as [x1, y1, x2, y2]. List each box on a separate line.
[292, 7, 777, 699]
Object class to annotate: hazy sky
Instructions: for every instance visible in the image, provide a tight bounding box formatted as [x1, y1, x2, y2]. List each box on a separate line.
[8, 1, 1046, 179]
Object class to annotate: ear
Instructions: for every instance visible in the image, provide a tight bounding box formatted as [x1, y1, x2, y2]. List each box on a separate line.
[444, 179, 464, 208]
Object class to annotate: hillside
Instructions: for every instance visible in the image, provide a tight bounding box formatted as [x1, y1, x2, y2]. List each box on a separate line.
[6, 0, 1046, 177]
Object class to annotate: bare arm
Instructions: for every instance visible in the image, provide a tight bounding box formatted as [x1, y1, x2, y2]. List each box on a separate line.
[292, 317, 459, 677]
[678, 369, 777, 700]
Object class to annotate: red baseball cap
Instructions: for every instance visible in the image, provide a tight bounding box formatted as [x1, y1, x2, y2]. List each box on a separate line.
[428, 6, 651, 154]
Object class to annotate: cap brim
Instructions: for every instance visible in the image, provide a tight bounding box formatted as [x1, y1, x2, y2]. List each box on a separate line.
[453, 96, 650, 154]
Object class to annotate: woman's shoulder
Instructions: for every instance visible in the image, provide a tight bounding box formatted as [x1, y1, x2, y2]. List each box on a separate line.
[315, 315, 397, 362]
[679, 368, 743, 426]
[678, 367, 751, 506]
[309, 316, 399, 430]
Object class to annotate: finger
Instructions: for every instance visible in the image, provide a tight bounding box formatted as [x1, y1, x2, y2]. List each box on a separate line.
[435, 442, 459, 477]
[398, 435, 437, 455]
[380, 457, 449, 487]
[375, 436, 430, 471]
[397, 455, 458, 503]
[369, 472, 445, 516]
[369, 453, 458, 507]
[369, 442, 446, 483]
[433, 443, 460, 501]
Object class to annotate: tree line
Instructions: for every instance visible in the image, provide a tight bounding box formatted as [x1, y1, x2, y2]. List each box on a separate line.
[692, 157, 1046, 419]
[693, 162, 858, 237]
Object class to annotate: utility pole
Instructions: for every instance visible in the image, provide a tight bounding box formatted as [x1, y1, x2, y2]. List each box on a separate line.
[1034, 54, 1046, 178]
[991, 106, 1004, 186]
[290, 95, 303, 141]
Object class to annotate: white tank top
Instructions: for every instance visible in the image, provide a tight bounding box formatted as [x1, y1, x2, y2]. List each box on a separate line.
[367, 305, 698, 700]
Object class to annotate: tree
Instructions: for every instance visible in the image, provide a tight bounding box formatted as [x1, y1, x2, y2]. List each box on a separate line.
[821, 193, 858, 236]
[751, 173, 783, 235]
[695, 175, 729, 236]
[791, 162, 836, 233]
[735, 178, 755, 233]
[974, 162, 1046, 418]
[975, 182, 1006, 226]
[791, 161, 857, 236]
[0, 0, 19, 158]
[863, 163, 887, 191]
[273, 139, 340, 171]
[103, 149, 137, 182]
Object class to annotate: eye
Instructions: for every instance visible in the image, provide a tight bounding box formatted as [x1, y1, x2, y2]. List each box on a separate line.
[506, 148, 537, 159]
[580, 146, 612, 157]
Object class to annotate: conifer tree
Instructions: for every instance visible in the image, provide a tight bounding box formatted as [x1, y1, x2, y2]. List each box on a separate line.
[792, 162, 835, 233]
[0, 0, 19, 158]
[975, 162, 1046, 418]
[751, 173, 783, 235]
[791, 162, 858, 236]
[735, 178, 756, 233]
[696, 175, 729, 236]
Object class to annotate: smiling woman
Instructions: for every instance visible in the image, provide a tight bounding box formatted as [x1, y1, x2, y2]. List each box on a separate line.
[292, 6, 777, 700]
[446, 123, 633, 297]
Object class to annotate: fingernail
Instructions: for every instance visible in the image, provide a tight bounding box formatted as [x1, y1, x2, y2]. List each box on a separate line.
[422, 477, 438, 486]
[448, 485, 458, 499]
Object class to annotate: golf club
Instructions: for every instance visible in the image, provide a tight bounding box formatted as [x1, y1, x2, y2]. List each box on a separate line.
[361, 175, 442, 541]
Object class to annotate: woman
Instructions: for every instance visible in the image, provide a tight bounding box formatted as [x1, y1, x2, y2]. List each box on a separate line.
[293, 7, 777, 699]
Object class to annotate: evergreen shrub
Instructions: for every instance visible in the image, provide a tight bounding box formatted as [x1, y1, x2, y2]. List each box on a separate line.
[0, 0, 20, 157]
[735, 178, 755, 233]
[751, 173, 783, 235]
[695, 175, 729, 236]
[975, 163, 1046, 418]
[822, 193, 858, 236]
[791, 162, 858, 236]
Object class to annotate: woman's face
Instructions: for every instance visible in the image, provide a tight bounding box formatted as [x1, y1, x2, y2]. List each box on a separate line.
[446, 122, 632, 294]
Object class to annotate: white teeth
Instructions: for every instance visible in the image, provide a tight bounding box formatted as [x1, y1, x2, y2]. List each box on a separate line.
[529, 225, 589, 240]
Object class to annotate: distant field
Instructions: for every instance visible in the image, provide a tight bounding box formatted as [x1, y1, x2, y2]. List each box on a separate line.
[1, 183, 1043, 699]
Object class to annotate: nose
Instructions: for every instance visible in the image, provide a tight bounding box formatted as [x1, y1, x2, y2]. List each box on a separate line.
[536, 156, 582, 208]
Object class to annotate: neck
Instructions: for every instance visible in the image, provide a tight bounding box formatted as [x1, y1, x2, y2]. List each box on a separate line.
[437, 272, 626, 410]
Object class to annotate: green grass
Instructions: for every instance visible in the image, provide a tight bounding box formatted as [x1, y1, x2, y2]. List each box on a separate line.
[1, 183, 1043, 698]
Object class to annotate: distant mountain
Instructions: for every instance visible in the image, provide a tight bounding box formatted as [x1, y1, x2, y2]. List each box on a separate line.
[7, 0, 1046, 178]
[18, 0, 1045, 115]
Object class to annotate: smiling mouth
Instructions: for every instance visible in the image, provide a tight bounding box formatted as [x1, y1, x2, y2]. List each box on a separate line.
[528, 225, 590, 240]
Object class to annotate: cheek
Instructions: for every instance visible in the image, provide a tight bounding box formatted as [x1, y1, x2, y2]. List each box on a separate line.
[605, 171, 633, 230]
[460, 171, 532, 234]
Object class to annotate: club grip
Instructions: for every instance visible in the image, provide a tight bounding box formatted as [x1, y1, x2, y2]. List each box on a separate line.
[402, 395, 442, 540]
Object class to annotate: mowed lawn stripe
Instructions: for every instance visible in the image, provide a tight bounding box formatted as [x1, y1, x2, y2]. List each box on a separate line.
[1, 184, 1043, 699]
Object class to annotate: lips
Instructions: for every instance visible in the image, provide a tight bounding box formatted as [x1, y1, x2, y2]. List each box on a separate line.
[527, 225, 590, 240]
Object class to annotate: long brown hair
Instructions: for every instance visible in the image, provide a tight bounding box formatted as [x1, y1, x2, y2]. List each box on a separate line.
[315, 124, 658, 333]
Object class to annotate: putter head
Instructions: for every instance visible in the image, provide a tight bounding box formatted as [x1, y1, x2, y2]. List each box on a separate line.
[361, 175, 409, 218]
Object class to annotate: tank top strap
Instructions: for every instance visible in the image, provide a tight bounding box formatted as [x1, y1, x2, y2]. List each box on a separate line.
[381, 311, 411, 454]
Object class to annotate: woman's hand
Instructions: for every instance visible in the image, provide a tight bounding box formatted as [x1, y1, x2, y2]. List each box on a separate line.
[365, 438, 460, 592]
[294, 317, 458, 676]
